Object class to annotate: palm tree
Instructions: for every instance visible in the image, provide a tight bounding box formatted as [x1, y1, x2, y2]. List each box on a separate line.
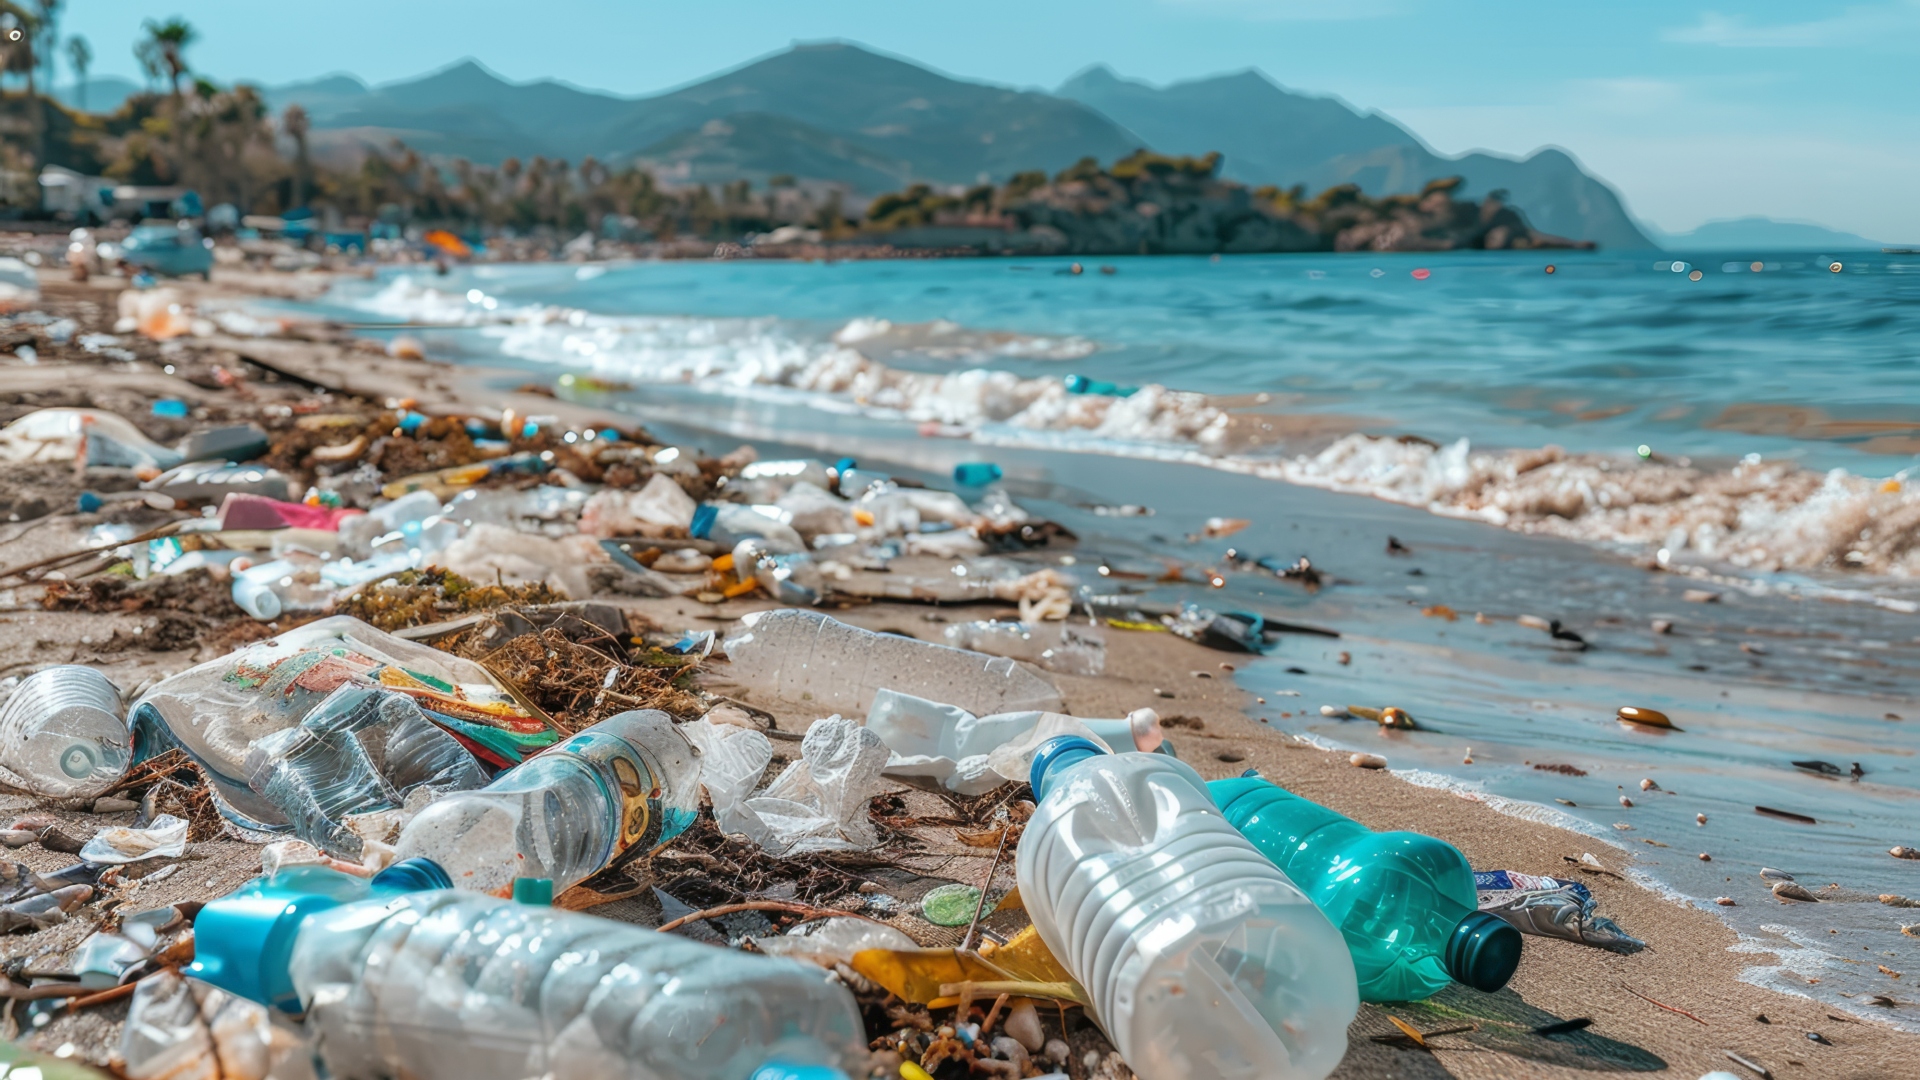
[62, 32, 83, 107]
[283, 102, 310, 207]
[134, 17, 193, 97]
[30, 0, 56, 92]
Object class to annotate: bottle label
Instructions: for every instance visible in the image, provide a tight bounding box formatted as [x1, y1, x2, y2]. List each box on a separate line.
[559, 731, 692, 863]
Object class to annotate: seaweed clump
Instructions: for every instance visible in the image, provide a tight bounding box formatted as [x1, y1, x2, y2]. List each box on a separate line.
[338, 568, 562, 632]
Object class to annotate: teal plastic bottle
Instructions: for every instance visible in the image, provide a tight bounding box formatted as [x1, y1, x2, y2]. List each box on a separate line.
[1208, 771, 1522, 1002]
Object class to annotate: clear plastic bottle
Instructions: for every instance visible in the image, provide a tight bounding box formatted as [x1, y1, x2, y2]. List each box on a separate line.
[1018, 737, 1357, 1080]
[941, 619, 1107, 676]
[189, 861, 862, 1080]
[244, 685, 486, 859]
[394, 710, 699, 896]
[1208, 773, 1522, 1003]
[230, 558, 331, 621]
[0, 665, 129, 798]
[723, 608, 1064, 717]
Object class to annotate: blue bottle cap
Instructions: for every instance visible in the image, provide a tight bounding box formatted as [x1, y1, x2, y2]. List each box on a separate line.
[76, 492, 102, 514]
[1445, 910, 1523, 992]
[1029, 735, 1106, 801]
[512, 877, 554, 906]
[750, 1064, 849, 1080]
[832, 456, 857, 473]
[690, 504, 718, 539]
[188, 859, 452, 1013]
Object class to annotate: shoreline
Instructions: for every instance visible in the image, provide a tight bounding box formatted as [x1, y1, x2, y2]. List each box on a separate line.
[0, 265, 1913, 1077]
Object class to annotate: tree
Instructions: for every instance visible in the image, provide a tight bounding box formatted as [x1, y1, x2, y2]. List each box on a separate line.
[63, 32, 85, 107]
[0, 3, 39, 95]
[283, 102, 309, 207]
[135, 17, 194, 96]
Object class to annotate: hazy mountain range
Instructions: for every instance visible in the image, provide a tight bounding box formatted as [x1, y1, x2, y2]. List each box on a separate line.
[1651, 217, 1893, 251]
[61, 43, 1889, 250]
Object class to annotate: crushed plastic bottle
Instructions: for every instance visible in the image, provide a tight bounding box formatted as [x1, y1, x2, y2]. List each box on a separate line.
[1210, 772, 1523, 1002]
[189, 861, 864, 1080]
[131, 617, 552, 833]
[1019, 737, 1357, 1080]
[941, 619, 1106, 675]
[865, 689, 1163, 796]
[724, 608, 1064, 717]
[0, 666, 130, 799]
[231, 557, 332, 621]
[393, 710, 699, 896]
[244, 685, 486, 859]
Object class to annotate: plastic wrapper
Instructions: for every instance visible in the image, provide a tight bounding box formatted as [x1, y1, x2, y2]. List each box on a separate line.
[750, 916, 918, 967]
[80, 814, 189, 864]
[1475, 869, 1646, 953]
[121, 970, 295, 1080]
[864, 689, 1116, 796]
[680, 715, 773, 838]
[735, 717, 889, 855]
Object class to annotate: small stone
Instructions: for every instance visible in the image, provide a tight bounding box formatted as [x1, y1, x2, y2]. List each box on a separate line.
[1716, 897, 1736, 905]
[1219, 662, 1234, 671]
[91, 797, 138, 815]
[1700, 853, 1713, 861]
[1256, 697, 1266, 704]
[921, 884, 982, 926]
[1683, 589, 1720, 603]
[1698, 813, 1709, 825]
[1620, 796, 1634, 808]
[1349, 752, 1387, 769]
[856, 881, 883, 894]
[1518, 614, 1552, 631]
[1651, 619, 1673, 634]
[1806, 1032, 1832, 1045]
[1003, 1001, 1044, 1052]
[1043, 1038, 1070, 1066]
[38, 826, 87, 854]
[1617, 705, 1675, 728]
[1338, 650, 1352, 664]
[1320, 705, 1349, 718]
[1640, 778, 1660, 791]
[1760, 867, 1795, 882]
[1155, 688, 1174, 699]
[1773, 880, 1820, 903]
[1892, 846, 1920, 860]
[1216, 751, 1245, 764]
[1191, 671, 1212, 679]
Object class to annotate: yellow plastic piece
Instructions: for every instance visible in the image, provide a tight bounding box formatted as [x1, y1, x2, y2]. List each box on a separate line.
[900, 1064, 934, 1080]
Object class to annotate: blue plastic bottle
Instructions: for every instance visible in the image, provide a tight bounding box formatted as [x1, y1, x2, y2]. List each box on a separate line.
[1208, 772, 1522, 1002]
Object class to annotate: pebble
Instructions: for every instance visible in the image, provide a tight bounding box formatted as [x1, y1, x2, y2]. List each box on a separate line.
[92, 797, 139, 815]
[1700, 853, 1712, 861]
[1191, 671, 1212, 679]
[1759, 867, 1796, 882]
[1043, 1039, 1070, 1066]
[1891, 846, 1920, 860]
[1716, 897, 1737, 906]
[1320, 705, 1349, 718]
[1517, 614, 1552, 631]
[38, 826, 87, 854]
[1640, 778, 1661, 791]
[1155, 688, 1175, 699]
[1772, 881, 1820, 903]
[1698, 813, 1709, 825]
[1350, 753, 1388, 769]
[1617, 705, 1676, 728]
[1683, 589, 1721, 603]
[1620, 796, 1634, 808]
[1651, 618, 1673, 634]
[652, 549, 712, 574]
[1462, 748, 1474, 765]
[1003, 1001, 1044, 1052]
[1806, 1032, 1832, 1045]
[1256, 697, 1266, 704]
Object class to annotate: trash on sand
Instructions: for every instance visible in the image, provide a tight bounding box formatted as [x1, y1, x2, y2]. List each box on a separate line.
[580, 473, 698, 536]
[726, 717, 890, 856]
[1213, 772, 1522, 1002]
[922, 883, 984, 926]
[1165, 603, 1271, 653]
[394, 710, 697, 896]
[0, 408, 182, 469]
[189, 861, 866, 1080]
[680, 714, 776, 837]
[1019, 736, 1357, 1079]
[244, 685, 487, 860]
[79, 814, 189, 864]
[849, 922, 1083, 1007]
[121, 968, 295, 1080]
[0, 882, 94, 933]
[863, 689, 1148, 796]
[130, 616, 550, 832]
[1617, 706, 1678, 729]
[941, 620, 1107, 676]
[1475, 869, 1646, 953]
[0, 664, 131, 799]
[1756, 805, 1817, 825]
[724, 609, 1065, 716]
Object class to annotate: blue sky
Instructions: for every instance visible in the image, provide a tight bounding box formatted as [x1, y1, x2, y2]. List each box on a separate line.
[57, 0, 1920, 241]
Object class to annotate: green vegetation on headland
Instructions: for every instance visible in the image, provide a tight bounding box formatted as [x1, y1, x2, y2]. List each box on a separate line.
[861, 151, 1591, 254]
[0, 20, 1586, 255]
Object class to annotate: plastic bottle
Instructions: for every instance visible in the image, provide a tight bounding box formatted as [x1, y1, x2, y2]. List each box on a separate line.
[0, 666, 129, 799]
[243, 685, 486, 859]
[724, 608, 1065, 717]
[189, 860, 862, 1080]
[230, 558, 331, 621]
[1018, 737, 1357, 1080]
[394, 710, 699, 896]
[1208, 772, 1522, 1003]
[942, 619, 1107, 676]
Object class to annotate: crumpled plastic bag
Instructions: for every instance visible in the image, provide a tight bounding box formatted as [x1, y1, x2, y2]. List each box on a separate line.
[579, 473, 697, 537]
[680, 715, 774, 838]
[441, 523, 608, 598]
[121, 969, 297, 1080]
[737, 717, 889, 855]
[80, 814, 189, 864]
[1475, 869, 1645, 953]
[750, 916, 918, 967]
[864, 689, 1114, 797]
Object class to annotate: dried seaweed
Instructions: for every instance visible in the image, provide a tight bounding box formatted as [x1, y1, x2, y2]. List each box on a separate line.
[338, 568, 562, 632]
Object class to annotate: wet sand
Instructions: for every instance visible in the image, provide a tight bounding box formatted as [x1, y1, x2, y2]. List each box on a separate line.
[0, 268, 1912, 1077]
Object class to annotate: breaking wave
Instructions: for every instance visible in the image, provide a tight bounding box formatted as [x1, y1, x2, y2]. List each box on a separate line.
[353, 274, 1920, 581]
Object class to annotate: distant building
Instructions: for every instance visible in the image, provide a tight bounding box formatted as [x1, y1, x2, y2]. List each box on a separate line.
[38, 166, 116, 220]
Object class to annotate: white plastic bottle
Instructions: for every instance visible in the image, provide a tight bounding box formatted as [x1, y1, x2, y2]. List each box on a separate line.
[393, 709, 700, 896]
[230, 558, 330, 621]
[1017, 737, 1358, 1080]
[723, 608, 1065, 716]
[0, 666, 129, 798]
[189, 862, 863, 1080]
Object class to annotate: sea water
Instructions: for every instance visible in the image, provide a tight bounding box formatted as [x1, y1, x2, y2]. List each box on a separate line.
[288, 248, 1920, 1025]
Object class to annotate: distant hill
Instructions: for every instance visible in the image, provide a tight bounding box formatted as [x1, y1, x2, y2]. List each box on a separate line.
[1057, 65, 1652, 250]
[264, 42, 1657, 247]
[1656, 217, 1891, 251]
[53, 77, 142, 114]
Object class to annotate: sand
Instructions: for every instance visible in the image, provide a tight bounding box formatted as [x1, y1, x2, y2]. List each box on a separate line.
[0, 267, 1910, 1078]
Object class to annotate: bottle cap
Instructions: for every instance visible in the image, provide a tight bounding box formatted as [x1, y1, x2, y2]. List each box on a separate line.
[187, 858, 452, 1012]
[749, 1065, 849, 1080]
[513, 877, 554, 906]
[1445, 910, 1523, 992]
[690, 504, 718, 539]
[1028, 735, 1105, 801]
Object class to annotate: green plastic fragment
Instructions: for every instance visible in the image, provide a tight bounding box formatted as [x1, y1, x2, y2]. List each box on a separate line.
[921, 883, 983, 927]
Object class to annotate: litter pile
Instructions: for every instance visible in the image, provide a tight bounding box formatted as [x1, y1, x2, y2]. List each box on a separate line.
[0, 308, 1656, 1080]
